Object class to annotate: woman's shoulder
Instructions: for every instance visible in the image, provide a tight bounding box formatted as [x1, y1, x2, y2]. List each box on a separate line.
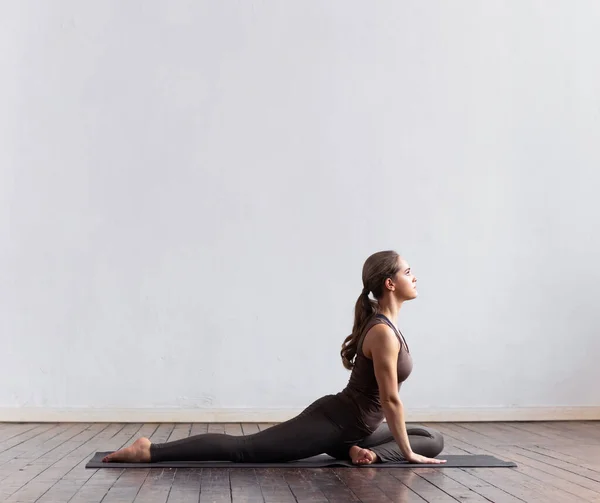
[359, 316, 400, 359]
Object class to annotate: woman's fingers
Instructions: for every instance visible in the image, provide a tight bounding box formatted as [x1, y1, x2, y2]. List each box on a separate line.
[408, 453, 447, 464]
[425, 457, 446, 464]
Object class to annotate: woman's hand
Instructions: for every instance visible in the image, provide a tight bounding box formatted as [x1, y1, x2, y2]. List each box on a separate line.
[406, 452, 447, 464]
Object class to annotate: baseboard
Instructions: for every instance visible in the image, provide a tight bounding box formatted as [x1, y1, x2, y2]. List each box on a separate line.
[1, 406, 599, 423]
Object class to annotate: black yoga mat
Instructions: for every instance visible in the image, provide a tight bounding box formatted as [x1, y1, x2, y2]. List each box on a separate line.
[86, 452, 516, 469]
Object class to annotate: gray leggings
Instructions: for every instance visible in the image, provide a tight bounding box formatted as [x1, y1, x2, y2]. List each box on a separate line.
[150, 395, 444, 464]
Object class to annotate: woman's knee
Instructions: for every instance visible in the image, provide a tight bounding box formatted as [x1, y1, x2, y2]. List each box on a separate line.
[407, 425, 444, 458]
[427, 428, 444, 457]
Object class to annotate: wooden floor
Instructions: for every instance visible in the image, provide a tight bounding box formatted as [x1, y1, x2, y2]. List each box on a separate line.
[0, 421, 599, 503]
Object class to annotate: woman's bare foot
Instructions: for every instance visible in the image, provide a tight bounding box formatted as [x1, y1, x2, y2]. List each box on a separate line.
[349, 445, 378, 465]
[102, 437, 152, 463]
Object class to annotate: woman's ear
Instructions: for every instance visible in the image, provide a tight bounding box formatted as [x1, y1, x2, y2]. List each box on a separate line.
[385, 277, 396, 292]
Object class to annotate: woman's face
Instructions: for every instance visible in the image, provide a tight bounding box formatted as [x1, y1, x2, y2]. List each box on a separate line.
[393, 257, 418, 300]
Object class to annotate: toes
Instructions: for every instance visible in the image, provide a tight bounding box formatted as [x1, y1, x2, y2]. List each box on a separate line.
[350, 447, 376, 465]
[355, 449, 375, 465]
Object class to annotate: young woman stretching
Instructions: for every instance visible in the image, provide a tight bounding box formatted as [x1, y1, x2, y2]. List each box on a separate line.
[103, 250, 446, 465]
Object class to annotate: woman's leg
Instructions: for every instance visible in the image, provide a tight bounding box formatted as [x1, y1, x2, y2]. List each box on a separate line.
[104, 395, 344, 463]
[326, 424, 444, 463]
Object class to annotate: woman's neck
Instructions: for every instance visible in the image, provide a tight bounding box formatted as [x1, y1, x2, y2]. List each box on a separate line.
[377, 300, 403, 328]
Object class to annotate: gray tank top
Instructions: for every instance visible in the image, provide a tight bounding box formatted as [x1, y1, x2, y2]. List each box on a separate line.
[336, 313, 413, 435]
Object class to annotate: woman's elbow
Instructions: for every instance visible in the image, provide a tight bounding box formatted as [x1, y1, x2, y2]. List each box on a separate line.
[381, 395, 402, 408]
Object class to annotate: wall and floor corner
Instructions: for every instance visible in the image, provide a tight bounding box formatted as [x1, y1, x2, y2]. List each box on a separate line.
[1, 1, 599, 423]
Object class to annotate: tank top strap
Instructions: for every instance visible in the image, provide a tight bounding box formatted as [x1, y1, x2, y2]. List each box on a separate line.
[380, 314, 410, 353]
[357, 314, 409, 356]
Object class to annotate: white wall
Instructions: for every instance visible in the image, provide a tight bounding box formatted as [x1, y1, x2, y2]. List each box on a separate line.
[1, 1, 599, 422]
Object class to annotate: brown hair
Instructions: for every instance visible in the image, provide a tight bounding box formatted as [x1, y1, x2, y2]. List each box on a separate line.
[340, 250, 401, 370]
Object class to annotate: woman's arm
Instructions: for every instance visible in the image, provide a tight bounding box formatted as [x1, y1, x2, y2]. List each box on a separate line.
[370, 325, 446, 464]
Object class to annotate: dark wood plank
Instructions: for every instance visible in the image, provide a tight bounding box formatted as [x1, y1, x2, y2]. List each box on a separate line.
[241, 423, 260, 435]
[420, 441, 523, 502]
[98, 467, 149, 503]
[0, 422, 93, 497]
[223, 423, 243, 436]
[414, 467, 503, 502]
[439, 468, 525, 503]
[0, 421, 598, 503]
[0, 424, 45, 443]
[464, 421, 599, 450]
[199, 467, 232, 503]
[32, 423, 125, 503]
[190, 423, 209, 436]
[517, 443, 600, 472]
[67, 423, 157, 503]
[301, 467, 359, 502]
[0, 424, 60, 456]
[0, 423, 88, 476]
[404, 441, 505, 502]
[388, 469, 461, 502]
[450, 423, 600, 491]
[506, 421, 567, 438]
[466, 466, 577, 503]
[253, 468, 297, 503]
[132, 468, 177, 503]
[335, 467, 427, 502]
[168, 424, 192, 442]
[230, 468, 264, 503]
[428, 423, 593, 503]
[281, 468, 329, 502]
[207, 423, 226, 434]
[1, 423, 110, 502]
[537, 421, 600, 442]
[507, 422, 600, 471]
[165, 469, 203, 503]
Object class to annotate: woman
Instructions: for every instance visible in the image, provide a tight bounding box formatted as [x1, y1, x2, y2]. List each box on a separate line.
[103, 250, 445, 465]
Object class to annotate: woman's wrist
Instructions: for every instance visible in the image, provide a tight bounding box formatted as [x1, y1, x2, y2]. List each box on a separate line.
[403, 450, 415, 460]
